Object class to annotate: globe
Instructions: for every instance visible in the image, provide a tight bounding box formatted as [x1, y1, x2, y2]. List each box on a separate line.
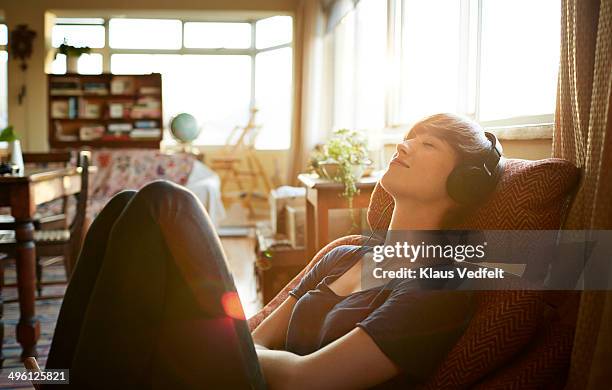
[170, 113, 201, 143]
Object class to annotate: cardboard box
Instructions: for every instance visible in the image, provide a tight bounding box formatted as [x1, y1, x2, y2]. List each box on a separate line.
[285, 205, 305, 248]
[269, 186, 306, 234]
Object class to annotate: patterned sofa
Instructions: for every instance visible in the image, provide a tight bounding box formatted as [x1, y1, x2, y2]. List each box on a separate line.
[87, 149, 226, 226]
[247, 158, 581, 388]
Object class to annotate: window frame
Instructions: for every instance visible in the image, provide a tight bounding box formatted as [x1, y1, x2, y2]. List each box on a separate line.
[50, 15, 294, 149]
[0, 23, 7, 129]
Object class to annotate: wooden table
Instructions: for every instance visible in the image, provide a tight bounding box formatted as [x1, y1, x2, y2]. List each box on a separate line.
[298, 173, 380, 258]
[0, 166, 85, 360]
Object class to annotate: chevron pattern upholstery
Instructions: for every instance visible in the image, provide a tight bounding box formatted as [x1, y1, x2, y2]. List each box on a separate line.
[247, 157, 580, 387]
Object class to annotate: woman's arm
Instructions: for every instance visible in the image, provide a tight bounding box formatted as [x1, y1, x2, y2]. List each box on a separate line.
[251, 295, 298, 350]
[257, 327, 399, 390]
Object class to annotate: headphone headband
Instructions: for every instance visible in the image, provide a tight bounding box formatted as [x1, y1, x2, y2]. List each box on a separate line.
[482, 131, 502, 177]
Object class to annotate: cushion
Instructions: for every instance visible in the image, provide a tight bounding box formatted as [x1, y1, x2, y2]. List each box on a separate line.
[425, 289, 548, 389]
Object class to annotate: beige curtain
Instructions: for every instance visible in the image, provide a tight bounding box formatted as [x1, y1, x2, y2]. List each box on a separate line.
[287, 0, 326, 185]
[553, 0, 612, 388]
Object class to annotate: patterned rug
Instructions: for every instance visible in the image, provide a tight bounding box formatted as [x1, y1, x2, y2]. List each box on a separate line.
[0, 262, 66, 389]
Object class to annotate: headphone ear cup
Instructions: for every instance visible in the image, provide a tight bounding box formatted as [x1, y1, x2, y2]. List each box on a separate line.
[447, 165, 488, 205]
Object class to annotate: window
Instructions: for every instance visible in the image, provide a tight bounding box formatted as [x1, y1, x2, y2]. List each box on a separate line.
[332, 0, 387, 131]
[0, 24, 7, 128]
[109, 19, 182, 49]
[51, 18, 105, 75]
[50, 16, 294, 149]
[184, 22, 251, 49]
[329, 0, 560, 133]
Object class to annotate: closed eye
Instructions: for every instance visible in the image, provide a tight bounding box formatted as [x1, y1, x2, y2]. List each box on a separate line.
[422, 142, 435, 148]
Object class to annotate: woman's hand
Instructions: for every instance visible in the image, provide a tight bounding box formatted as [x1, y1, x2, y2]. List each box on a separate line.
[251, 295, 297, 349]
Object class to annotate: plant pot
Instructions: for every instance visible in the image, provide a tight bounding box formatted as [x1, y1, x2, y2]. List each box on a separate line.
[319, 162, 340, 180]
[9, 140, 24, 176]
[350, 164, 365, 180]
[66, 56, 79, 73]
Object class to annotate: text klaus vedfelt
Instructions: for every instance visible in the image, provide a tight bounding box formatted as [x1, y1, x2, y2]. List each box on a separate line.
[371, 242, 504, 280]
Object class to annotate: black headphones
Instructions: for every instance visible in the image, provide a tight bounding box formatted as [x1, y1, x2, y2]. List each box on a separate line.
[446, 131, 503, 206]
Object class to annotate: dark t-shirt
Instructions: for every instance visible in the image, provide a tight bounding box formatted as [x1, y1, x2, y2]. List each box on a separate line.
[286, 245, 475, 388]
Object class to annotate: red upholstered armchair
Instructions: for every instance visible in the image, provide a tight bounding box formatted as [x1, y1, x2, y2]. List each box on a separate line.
[248, 158, 580, 388]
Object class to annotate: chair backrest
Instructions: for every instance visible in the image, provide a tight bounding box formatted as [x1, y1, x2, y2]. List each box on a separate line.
[66, 151, 90, 276]
[367, 158, 580, 231]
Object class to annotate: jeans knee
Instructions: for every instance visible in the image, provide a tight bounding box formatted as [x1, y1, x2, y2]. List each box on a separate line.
[137, 180, 198, 213]
[105, 190, 137, 211]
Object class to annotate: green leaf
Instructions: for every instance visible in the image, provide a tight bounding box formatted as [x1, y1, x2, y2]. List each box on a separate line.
[0, 126, 18, 142]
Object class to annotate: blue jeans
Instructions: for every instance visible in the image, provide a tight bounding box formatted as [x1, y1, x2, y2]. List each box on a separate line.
[45, 181, 266, 389]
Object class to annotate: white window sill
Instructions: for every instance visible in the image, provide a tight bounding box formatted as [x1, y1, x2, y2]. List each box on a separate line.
[485, 124, 553, 140]
[381, 123, 553, 145]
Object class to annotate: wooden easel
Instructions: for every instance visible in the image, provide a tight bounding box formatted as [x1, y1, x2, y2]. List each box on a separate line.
[211, 108, 272, 217]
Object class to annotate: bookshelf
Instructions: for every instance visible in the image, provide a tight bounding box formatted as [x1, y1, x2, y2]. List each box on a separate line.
[48, 73, 163, 149]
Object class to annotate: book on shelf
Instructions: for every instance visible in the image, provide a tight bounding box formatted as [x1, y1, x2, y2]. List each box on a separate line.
[107, 123, 133, 132]
[50, 77, 82, 95]
[79, 99, 101, 119]
[131, 97, 161, 119]
[130, 128, 162, 139]
[53, 121, 78, 142]
[134, 120, 159, 129]
[110, 76, 135, 95]
[79, 125, 105, 141]
[68, 97, 79, 119]
[82, 82, 109, 95]
[51, 100, 69, 119]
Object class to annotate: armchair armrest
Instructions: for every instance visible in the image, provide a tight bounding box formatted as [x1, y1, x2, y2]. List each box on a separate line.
[248, 234, 369, 331]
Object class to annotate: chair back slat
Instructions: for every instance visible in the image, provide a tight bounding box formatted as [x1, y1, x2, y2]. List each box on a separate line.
[66, 151, 90, 275]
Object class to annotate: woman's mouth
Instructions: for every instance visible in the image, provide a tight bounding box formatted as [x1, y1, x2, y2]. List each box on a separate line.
[390, 158, 410, 169]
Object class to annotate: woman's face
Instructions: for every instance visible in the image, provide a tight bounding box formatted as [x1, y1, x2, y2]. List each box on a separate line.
[380, 129, 459, 204]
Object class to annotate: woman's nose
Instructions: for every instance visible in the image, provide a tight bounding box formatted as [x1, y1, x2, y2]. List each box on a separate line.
[396, 139, 414, 156]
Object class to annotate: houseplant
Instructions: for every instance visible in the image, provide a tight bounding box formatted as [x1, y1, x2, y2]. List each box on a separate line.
[57, 41, 91, 73]
[0, 126, 24, 174]
[310, 128, 371, 199]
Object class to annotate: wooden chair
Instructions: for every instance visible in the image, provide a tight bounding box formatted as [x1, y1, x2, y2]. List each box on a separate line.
[0, 151, 90, 298]
[210, 108, 272, 217]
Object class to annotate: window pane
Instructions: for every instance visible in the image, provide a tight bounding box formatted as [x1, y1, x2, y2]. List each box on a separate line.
[256, 16, 292, 49]
[0, 51, 7, 128]
[52, 25, 105, 48]
[0, 25, 7, 46]
[78, 53, 103, 74]
[109, 19, 182, 49]
[111, 54, 252, 146]
[479, 0, 560, 121]
[184, 22, 251, 49]
[354, 0, 387, 131]
[399, 0, 461, 125]
[51, 54, 67, 74]
[255, 47, 293, 149]
[332, 12, 356, 130]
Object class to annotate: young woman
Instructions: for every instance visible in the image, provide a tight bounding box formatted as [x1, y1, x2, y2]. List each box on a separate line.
[47, 113, 503, 389]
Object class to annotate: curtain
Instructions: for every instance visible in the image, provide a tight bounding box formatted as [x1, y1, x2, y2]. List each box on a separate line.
[287, 0, 326, 185]
[553, 0, 612, 388]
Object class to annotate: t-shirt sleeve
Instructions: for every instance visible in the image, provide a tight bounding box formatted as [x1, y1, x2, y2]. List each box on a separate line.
[357, 285, 474, 382]
[289, 245, 358, 299]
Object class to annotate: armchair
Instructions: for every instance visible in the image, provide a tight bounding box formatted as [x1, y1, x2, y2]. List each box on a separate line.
[248, 158, 580, 388]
